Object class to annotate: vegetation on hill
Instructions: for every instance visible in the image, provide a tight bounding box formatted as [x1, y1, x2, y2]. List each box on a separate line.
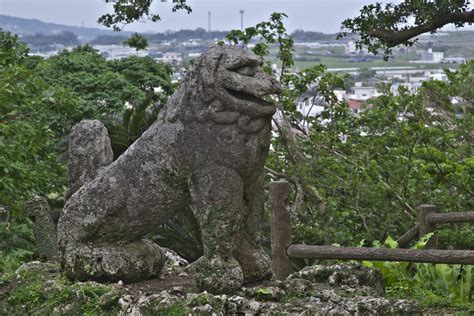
[20, 31, 79, 48]
[0, 14, 124, 39]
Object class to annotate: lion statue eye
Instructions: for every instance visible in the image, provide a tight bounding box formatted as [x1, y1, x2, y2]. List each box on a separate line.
[236, 66, 256, 77]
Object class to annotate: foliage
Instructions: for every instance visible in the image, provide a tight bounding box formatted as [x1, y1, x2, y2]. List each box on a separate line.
[153, 301, 189, 316]
[0, 223, 35, 284]
[293, 76, 472, 246]
[0, 32, 82, 221]
[99, 0, 191, 31]
[37, 45, 173, 157]
[226, 13, 473, 250]
[151, 209, 203, 262]
[362, 235, 474, 310]
[5, 264, 118, 315]
[124, 33, 148, 51]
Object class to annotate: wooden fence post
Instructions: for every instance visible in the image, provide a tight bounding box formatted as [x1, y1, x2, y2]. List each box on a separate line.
[270, 180, 292, 280]
[419, 204, 438, 249]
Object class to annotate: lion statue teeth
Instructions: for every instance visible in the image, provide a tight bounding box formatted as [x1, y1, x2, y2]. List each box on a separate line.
[57, 45, 281, 294]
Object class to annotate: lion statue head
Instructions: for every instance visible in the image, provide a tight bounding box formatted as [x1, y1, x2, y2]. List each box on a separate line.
[166, 46, 281, 133]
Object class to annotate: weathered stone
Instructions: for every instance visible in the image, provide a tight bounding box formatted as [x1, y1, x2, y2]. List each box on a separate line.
[98, 288, 122, 308]
[65, 119, 113, 200]
[242, 286, 286, 302]
[194, 255, 244, 294]
[57, 45, 281, 293]
[0, 261, 421, 315]
[279, 277, 314, 296]
[162, 248, 189, 271]
[61, 239, 166, 282]
[289, 264, 385, 296]
[26, 197, 59, 261]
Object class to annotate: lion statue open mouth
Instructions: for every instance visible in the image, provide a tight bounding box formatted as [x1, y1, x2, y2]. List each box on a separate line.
[57, 45, 281, 294]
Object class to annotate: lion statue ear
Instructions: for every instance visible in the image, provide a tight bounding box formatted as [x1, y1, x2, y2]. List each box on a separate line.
[173, 48, 228, 124]
[224, 51, 262, 71]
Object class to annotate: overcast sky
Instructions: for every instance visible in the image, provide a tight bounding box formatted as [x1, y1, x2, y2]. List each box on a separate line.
[0, 0, 393, 33]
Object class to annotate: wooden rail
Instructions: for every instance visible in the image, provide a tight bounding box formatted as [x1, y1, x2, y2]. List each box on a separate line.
[287, 245, 474, 265]
[427, 211, 474, 224]
[269, 181, 474, 280]
[397, 205, 474, 248]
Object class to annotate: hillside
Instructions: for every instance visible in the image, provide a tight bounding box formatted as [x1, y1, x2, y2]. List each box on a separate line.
[0, 14, 129, 41]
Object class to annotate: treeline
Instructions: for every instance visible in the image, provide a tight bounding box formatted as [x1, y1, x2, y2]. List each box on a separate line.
[290, 29, 338, 42]
[18, 28, 343, 49]
[145, 28, 228, 42]
[90, 28, 342, 45]
[89, 34, 129, 45]
[20, 30, 79, 47]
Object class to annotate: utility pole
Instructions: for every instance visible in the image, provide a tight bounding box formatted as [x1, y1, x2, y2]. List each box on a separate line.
[239, 9, 244, 31]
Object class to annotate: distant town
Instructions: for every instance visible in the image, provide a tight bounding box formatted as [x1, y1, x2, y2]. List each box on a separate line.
[2, 13, 473, 118]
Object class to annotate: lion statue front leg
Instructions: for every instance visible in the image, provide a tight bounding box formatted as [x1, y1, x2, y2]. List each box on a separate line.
[234, 172, 272, 283]
[189, 165, 246, 294]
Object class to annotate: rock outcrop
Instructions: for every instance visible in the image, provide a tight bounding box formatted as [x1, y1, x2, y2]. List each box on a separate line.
[57, 45, 281, 294]
[1, 262, 420, 315]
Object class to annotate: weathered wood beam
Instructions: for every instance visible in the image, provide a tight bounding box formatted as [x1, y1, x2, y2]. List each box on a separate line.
[396, 224, 419, 248]
[428, 212, 474, 224]
[287, 245, 474, 264]
[270, 180, 293, 280]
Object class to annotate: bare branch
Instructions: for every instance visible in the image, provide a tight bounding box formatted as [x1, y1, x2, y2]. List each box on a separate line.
[368, 10, 474, 47]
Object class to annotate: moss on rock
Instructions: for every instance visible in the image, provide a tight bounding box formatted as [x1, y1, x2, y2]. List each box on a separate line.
[1, 261, 120, 315]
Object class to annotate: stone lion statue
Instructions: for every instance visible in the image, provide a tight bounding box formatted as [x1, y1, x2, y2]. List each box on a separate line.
[57, 45, 281, 294]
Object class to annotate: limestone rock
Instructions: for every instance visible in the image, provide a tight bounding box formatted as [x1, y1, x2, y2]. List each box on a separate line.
[26, 197, 59, 261]
[0, 261, 421, 315]
[289, 264, 385, 296]
[57, 45, 281, 293]
[65, 119, 113, 200]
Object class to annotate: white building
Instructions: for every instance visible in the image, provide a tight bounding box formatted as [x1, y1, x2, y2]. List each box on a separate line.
[442, 57, 466, 64]
[346, 39, 357, 54]
[390, 82, 422, 95]
[296, 97, 325, 117]
[155, 52, 183, 65]
[420, 48, 444, 63]
[348, 82, 380, 101]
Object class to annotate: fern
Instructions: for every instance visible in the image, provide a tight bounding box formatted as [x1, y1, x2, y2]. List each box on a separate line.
[361, 234, 473, 309]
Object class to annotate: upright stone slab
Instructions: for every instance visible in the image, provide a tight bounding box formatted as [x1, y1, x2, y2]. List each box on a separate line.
[65, 120, 114, 200]
[27, 197, 59, 261]
[57, 46, 281, 293]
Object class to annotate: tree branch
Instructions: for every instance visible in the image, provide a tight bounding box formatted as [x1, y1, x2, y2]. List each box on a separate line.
[368, 10, 474, 47]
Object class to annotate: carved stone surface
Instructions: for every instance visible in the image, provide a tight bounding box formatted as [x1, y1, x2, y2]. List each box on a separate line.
[65, 120, 114, 200]
[57, 46, 281, 293]
[27, 197, 59, 261]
